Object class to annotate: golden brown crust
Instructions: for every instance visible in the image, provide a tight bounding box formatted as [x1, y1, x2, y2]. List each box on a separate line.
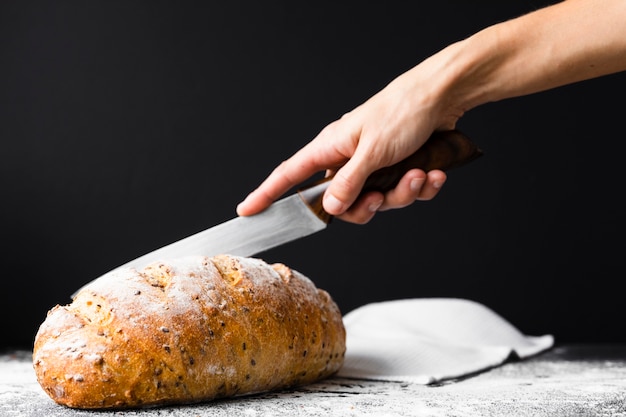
[33, 255, 345, 409]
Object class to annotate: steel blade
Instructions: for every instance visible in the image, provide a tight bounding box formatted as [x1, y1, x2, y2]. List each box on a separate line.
[72, 192, 327, 298]
[122, 193, 327, 269]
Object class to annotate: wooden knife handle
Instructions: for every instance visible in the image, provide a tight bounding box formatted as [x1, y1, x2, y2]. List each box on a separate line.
[362, 129, 482, 192]
[298, 129, 483, 222]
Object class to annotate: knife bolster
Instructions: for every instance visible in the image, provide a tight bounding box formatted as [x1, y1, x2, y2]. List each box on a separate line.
[297, 179, 333, 224]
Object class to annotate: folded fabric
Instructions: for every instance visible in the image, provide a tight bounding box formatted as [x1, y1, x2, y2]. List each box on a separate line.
[337, 298, 554, 384]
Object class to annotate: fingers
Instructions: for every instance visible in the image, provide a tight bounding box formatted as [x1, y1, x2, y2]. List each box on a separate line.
[335, 169, 447, 224]
[321, 162, 369, 215]
[237, 125, 352, 216]
[379, 169, 447, 210]
[320, 143, 386, 215]
[237, 164, 297, 216]
[236, 158, 316, 216]
[333, 191, 384, 224]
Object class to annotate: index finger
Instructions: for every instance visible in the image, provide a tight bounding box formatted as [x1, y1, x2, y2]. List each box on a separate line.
[236, 142, 341, 216]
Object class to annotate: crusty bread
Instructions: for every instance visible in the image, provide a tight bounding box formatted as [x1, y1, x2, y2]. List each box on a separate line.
[33, 255, 345, 409]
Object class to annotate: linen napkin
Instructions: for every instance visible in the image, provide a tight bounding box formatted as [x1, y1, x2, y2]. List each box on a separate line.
[337, 298, 554, 384]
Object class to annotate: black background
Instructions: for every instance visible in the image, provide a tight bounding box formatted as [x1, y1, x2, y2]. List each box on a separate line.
[2, 1, 625, 351]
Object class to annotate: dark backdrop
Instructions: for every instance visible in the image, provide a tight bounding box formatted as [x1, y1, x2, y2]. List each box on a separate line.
[2, 1, 624, 351]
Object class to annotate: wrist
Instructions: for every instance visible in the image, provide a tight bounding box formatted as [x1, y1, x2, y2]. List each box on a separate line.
[434, 24, 519, 112]
[393, 27, 511, 130]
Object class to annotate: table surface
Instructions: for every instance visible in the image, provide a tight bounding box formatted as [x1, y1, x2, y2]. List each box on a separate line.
[2, 344, 626, 417]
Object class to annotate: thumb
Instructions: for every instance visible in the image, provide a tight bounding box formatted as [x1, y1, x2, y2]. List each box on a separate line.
[322, 155, 373, 216]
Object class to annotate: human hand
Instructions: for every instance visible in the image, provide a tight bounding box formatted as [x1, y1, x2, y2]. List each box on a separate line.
[236, 68, 459, 224]
[237, 0, 626, 225]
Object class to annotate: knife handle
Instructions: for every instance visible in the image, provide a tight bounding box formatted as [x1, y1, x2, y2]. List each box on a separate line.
[298, 129, 483, 223]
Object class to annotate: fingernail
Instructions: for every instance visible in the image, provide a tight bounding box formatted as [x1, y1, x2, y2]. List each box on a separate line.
[236, 193, 252, 213]
[432, 181, 443, 189]
[323, 193, 345, 214]
[238, 193, 251, 205]
[368, 199, 383, 212]
[236, 201, 247, 215]
[410, 178, 424, 192]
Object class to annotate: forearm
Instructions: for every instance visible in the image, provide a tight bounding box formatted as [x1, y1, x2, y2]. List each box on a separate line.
[423, 0, 626, 120]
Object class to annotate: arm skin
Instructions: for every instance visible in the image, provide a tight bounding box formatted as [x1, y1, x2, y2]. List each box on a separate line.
[236, 0, 626, 224]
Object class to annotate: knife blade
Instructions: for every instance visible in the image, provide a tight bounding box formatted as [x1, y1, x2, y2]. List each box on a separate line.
[73, 129, 482, 296]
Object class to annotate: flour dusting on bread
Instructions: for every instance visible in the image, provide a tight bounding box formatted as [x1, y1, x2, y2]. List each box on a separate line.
[33, 255, 345, 409]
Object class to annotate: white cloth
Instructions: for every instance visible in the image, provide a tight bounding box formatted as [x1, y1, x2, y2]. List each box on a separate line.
[337, 298, 554, 384]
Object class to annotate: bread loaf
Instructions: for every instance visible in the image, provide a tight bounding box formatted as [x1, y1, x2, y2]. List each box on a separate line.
[33, 255, 346, 409]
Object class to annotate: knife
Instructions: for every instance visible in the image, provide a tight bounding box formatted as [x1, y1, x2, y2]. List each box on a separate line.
[73, 130, 482, 296]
